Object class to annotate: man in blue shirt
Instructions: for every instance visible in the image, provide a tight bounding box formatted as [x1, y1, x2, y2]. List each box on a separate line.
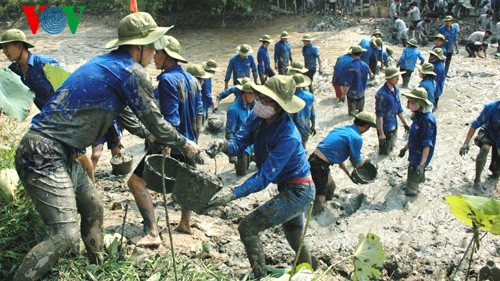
[301, 34, 322, 93]
[206, 76, 315, 279]
[332, 49, 354, 103]
[340, 45, 369, 116]
[399, 88, 437, 196]
[359, 36, 382, 79]
[309, 112, 376, 214]
[291, 73, 316, 148]
[213, 77, 251, 111]
[274, 31, 293, 75]
[226, 81, 255, 175]
[428, 48, 446, 111]
[459, 100, 500, 190]
[396, 38, 425, 88]
[438, 15, 458, 76]
[375, 67, 410, 155]
[432, 34, 448, 56]
[257, 34, 275, 84]
[201, 59, 220, 123]
[224, 44, 258, 90]
[13, 12, 199, 280]
[417, 63, 437, 109]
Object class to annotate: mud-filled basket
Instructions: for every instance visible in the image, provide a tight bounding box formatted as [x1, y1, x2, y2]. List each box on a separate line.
[110, 152, 134, 176]
[351, 161, 378, 184]
[143, 154, 222, 213]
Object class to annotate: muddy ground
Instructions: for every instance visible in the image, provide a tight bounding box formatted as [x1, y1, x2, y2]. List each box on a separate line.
[1, 13, 499, 280]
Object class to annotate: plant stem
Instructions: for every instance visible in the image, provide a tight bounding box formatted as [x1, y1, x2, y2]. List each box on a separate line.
[161, 154, 178, 280]
[465, 228, 479, 281]
[118, 203, 128, 260]
[290, 203, 314, 281]
[450, 226, 477, 280]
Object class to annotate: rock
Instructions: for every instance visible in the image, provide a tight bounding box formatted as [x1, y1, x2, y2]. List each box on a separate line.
[335, 187, 365, 216]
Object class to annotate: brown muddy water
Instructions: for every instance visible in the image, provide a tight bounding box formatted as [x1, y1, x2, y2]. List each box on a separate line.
[1, 14, 499, 280]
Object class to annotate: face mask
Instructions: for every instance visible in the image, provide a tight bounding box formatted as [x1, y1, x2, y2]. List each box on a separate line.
[408, 101, 420, 112]
[254, 100, 276, 119]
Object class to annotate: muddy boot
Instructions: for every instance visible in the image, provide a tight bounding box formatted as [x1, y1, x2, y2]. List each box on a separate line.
[325, 180, 336, 201]
[283, 225, 312, 266]
[474, 147, 489, 185]
[235, 153, 250, 176]
[405, 166, 419, 196]
[312, 197, 325, 215]
[240, 236, 267, 279]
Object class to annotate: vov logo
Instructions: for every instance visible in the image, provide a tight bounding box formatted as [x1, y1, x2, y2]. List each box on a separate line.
[21, 6, 86, 35]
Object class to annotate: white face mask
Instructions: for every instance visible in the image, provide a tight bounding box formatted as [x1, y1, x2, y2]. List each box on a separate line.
[254, 100, 276, 119]
[408, 100, 421, 112]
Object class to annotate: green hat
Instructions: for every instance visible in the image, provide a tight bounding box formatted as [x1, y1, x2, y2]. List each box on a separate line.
[186, 64, 212, 79]
[386, 46, 394, 58]
[280, 31, 290, 39]
[385, 66, 406, 79]
[0, 29, 34, 49]
[105, 12, 172, 49]
[348, 45, 367, 54]
[428, 48, 446, 60]
[402, 87, 432, 105]
[251, 75, 305, 114]
[407, 38, 418, 47]
[287, 61, 308, 74]
[433, 34, 446, 41]
[237, 44, 253, 56]
[301, 34, 314, 41]
[241, 82, 255, 93]
[354, 111, 376, 128]
[154, 35, 188, 63]
[202, 59, 220, 72]
[291, 73, 311, 88]
[236, 77, 251, 86]
[371, 37, 383, 48]
[416, 63, 436, 75]
[259, 34, 272, 42]
[443, 15, 454, 22]
[372, 29, 384, 37]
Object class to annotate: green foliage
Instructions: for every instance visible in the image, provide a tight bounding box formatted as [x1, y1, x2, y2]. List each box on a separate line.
[43, 64, 71, 91]
[445, 194, 500, 235]
[352, 233, 386, 281]
[0, 68, 34, 122]
[0, 144, 16, 170]
[0, 189, 48, 280]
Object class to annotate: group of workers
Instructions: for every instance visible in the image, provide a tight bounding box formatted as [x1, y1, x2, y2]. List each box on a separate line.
[0, 9, 498, 281]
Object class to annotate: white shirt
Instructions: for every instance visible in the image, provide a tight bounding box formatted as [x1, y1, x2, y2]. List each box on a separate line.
[496, 22, 500, 40]
[408, 6, 421, 21]
[395, 18, 407, 34]
[478, 14, 492, 31]
[436, 0, 446, 8]
[468, 31, 487, 43]
[399, 28, 415, 40]
[390, 2, 398, 18]
[452, 22, 460, 33]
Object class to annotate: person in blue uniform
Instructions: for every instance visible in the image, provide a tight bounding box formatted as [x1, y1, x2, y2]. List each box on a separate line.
[274, 31, 293, 75]
[438, 15, 458, 76]
[12, 12, 199, 280]
[396, 38, 425, 88]
[338, 45, 369, 116]
[257, 34, 275, 84]
[301, 34, 322, 93]
[399, 88, 437, 196]
[201, 59, 220, 123]
[291, 73, 316, 148]
[417, 63, 436, 109]
[205, 76, 315, 279]
[459, 100, 500, 190]
[224, 44, 258, 89]
[359, 36, 382, 78]
[427, 48, 446, 111]
[375, 67, 410, 155]
[213, 77, 252, 111]
[332, 48, 354, 103]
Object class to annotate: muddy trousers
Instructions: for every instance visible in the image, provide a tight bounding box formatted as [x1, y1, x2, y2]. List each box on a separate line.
[238, 182, 315, 279]
[14, 131, 104, 281]
[378, 129, 398, 155]
[406, 164, 426, 195]
[474, 134, 500, 182]
[444, 53, 452, 76]
[401, 69, 413, 88]
[347, 96, 365, 116]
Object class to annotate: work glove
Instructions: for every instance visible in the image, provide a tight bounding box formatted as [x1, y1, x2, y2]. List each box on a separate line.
[416, 165, 425, 178]
[404, 124, 411, 133]
[459, 143, 469, 156]
[398, 147, 408, 158]
[206, 192, 235, 208]
[181, 139, 200, 159]
[309, 126, 317, 136]
[206, 139, 228, 158]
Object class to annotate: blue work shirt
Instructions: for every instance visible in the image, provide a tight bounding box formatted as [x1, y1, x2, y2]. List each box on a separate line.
[9, 52, 61, 110]
[343, 58, 369, 99]
[257, 45, 271, 74]
[438, 24, 458, 53]
[31, 48, 185, 150]
[375, 83, 404, 133]
[302, 43, 320, 71]
[274, 40, 293, 68]
[317, 124, 363, 165]
[291, 89, 316, 140]
[226, 97, 252, 139]
[332, 53, 354, 85]
[154, 65, 203, 150]
[430, 58, 445, 98]
[471, 100, 500, 148]
[408, 111, 437, 167]
[217, 86, 242, 101]
[224, 54, 257, 85]
[228, 112, 310, 199]
[201, 78, 214, 110]
[397, 47, 425, 71]
[359, 38, 379, 65]
[419, 77, 436, 104]
[433, 45, 448, 56]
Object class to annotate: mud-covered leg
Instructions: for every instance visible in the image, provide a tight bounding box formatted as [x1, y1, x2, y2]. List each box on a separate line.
[475, 145, 491, 188]
[283, 217, 312, 266]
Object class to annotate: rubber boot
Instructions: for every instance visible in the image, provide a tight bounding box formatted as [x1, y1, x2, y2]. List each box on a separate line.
[241, 235, 267, 279]
[325, 176, 336, 201]
[474, 147, 489, 189]
[283, 225, 312, 266]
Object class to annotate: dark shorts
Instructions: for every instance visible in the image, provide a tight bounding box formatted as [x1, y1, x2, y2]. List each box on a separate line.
[308, 153, 331, 196]
[305, 70, 316, 81]
[278, 65, 288, 75]
[347, 96, 365, 115]
[475, 133, 499, 174]
[92, 122, 122, 149]
[407, 163, 426, 190]
[379, 129, 398, 155]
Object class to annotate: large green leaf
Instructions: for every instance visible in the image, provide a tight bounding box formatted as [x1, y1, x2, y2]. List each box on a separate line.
[0, 68, 34, 121]
[352, 233, 386, 281]
[43, 64, 71, 91]
[445, 194, 500, 235]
